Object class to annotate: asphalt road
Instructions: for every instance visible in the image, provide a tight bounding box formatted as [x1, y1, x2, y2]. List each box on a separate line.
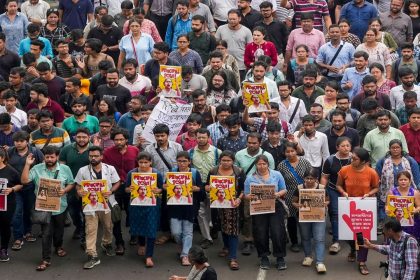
[1, 221, 388, 280]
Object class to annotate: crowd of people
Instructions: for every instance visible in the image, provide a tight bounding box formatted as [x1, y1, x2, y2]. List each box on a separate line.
[0, 0, 419, 279]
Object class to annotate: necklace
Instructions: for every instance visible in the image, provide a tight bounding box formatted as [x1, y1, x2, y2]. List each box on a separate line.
[335, 153, 351, 169]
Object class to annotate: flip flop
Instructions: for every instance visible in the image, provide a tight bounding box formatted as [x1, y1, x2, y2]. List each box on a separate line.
[36, 261, 51, 271]
[359, 264, 369, 275]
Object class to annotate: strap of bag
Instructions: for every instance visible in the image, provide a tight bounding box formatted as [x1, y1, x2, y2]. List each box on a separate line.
[41, 133, 54, 151]
[53, 169, 59, 179]
[155, 146, 172, 170]
[325, 43, 344, 76]
[245, 150, 265, 175]
[289, 98, 301, 124]
[130, 36, 139, 66]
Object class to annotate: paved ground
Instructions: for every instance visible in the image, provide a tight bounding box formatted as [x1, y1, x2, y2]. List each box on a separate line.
[1, 222, 387, 280]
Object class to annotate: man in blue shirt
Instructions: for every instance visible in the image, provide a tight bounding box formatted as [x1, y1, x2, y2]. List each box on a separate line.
[117, 95, 146, 144]
[340, 0, 378, 40]
[18, 23, 53, 58]
[341, 50, 370, 100]
[58, 0, 94, 30]
[165, 0, 192, 51]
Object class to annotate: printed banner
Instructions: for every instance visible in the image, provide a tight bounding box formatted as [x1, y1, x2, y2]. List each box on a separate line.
[386, 195, 415, 226]
[159, 65, 182, 98]
[0, 178, 7, 211]
[299, 189, 326, 222]
[142, 97, 193, 143]
[35, 178, 61, 212]
[338, 197, 377, 241]
[131, 173, 158, 206]
[81, 180, 108, 213]
[242, 82, 270, 113]
[250, 184, 275, 215]
[209, 176, 236, 208]
[166, 172, 192, 205]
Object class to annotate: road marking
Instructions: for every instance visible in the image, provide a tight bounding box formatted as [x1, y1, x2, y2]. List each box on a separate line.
[257, 268, 267, 280]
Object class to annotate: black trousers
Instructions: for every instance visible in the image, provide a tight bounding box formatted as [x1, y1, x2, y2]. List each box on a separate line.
[0, 199, 16, 249]
[252, 202, 287, 258]
[287, 216, 299, 245]
[41, 212, 65, 262]
[113, 191, 130, 246]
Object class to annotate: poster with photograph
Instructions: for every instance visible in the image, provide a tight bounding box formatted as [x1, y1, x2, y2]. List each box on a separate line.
[386, 195, 415, 226]
[0, 178, 8, 211]
[338, 197, 377, 241]
[242, 82, 270, 113]
[166, 172, 193, 205]
[35, 178, 61, 212]
[159, 65, 182, 98]
[209, 176, 236, 209]
[250, 184, 275, 215]
[298, 189, 326, 222]
[131, 173, 158, 206]
[81, 180, 108, 213]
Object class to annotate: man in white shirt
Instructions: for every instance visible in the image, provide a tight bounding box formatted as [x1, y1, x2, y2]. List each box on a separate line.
[118, 59, 152, 97]
[389, 67, 420, 110]
[1, 90, 27, 128]
[20, 0, 50, 25]
[277, 81, 307, 130]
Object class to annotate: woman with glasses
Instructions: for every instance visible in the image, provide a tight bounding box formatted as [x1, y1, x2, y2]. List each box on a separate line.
[205, 151, 245, 270]
[0, 0, 29, 53]
[168, 152, 204, 266]
[375, 139, 420, 229]
[40, 9, 70, 54]
[336, 147, 379, 275]
[169, 35, 204, 74]
[356, 28, 392, 79]
[118, 18, 154, 71]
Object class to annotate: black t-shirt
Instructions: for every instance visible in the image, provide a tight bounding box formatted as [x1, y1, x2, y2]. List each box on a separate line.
[325, 127, 360, 154]
[32, 76, 66, 103]
[95, 84, 131, 113]
[321, 155, 352, 189]
[0, 50, 21, 79]
[0, 164, 21, 209]
[87, 27, 123, 64]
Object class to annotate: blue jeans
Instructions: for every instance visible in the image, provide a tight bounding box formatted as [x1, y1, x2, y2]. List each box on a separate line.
[138, 236, 156, 257]
[326, 187, 340, 243]
[378, 199, 386, 223]
[300, 222, 326, 264]
[222, 233, 238, 260]
[12, 187, 35, 240]
[170, 218, 193, 257]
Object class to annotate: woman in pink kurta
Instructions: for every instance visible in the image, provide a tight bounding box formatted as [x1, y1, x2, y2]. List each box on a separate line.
[244, 26, 278, 69]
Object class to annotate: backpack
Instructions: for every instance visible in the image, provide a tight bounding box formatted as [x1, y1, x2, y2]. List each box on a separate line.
[401, 234, 420, 280]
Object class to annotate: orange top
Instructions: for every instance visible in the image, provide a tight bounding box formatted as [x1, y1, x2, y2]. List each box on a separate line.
[338, 165, 379, 197]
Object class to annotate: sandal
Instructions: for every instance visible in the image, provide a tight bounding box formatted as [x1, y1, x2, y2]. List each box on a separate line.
[55, 247, 67, 257]
[137, 246, 145, 256]
[155, 235, 170, 245]
[36, 261, 51, 271]
[359, 263, 369, 275]
[347, 252, 356, 262]
[25, 233, 36, 242]
[181, 256, 191, 266]
[12, 240, 23, 251]
[218, 248, 229, 257]
[229, 259, 240, 270]
[145, 257, 154, 268]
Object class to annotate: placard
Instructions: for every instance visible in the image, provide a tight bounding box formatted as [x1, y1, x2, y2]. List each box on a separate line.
[386, 195, 415, 226]
[131, 173, 158, 206]
[299, 189, 326, 222]
[81, 180, 108, 213]
[338, 197, 377, 240]
[159, 65, 182, 98]
[250, 184, 275, 215]
[242, 82, 270, 113]
[0, 178, 8, 211]
[35, 178, 61, 212]
[142, 97, 193, 143]
[209, 176, 235, 208]
[166, 172, 193, 205]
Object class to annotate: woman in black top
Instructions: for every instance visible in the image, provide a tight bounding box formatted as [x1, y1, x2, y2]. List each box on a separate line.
[0, 148, 23, 262]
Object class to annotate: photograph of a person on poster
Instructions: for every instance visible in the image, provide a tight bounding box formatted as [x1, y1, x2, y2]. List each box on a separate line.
[83, 192, 105, 212]
[132, 185, 156, 205]
[167, 185, 191, 204]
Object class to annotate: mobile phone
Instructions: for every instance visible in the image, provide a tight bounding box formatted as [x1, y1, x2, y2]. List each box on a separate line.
[356, 232, 364, 245]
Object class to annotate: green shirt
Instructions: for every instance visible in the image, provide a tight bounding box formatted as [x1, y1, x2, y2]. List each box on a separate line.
[363, 127, 408, 168]
[29, 162, 75, 215]
[191, 145, 221, 180]
[292, 85, 325, 112]
[62, 114, 99, 138]
[59, 143, 91, 176]
[234, 148, 275, 176]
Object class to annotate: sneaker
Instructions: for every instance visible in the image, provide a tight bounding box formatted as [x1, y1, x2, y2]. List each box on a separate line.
[24, 233, 36, 242]
[101, 243, 116, 256]
[83, 255, 101, 269]
[259, 256, 270, 270]
[316, 263, 327, 273]
[329, 242, 341, 254]
[290, 244, 300, 252]
[11, 240, 24, 251]
[276, 257, 287, 270]
[199, 239, 213, 249]
[241, 242, 253, 256]
[0, 249, 9, 262]
[115, 244, 125, 256]
[302, 257, 313, 266]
